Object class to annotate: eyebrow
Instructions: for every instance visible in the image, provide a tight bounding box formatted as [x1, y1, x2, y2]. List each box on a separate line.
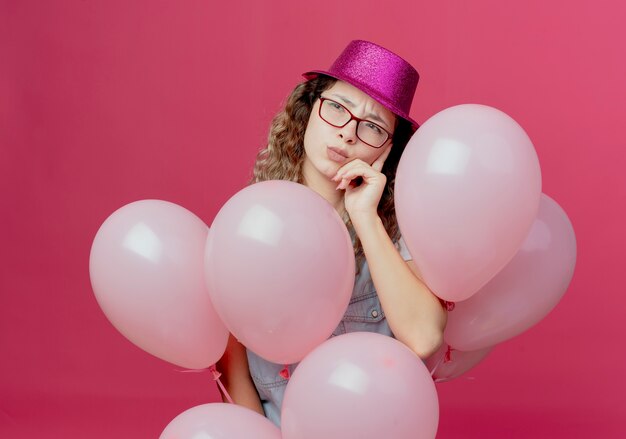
[329, 93, 391, 129]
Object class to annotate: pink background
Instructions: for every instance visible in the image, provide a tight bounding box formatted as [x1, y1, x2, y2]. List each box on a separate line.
[1, 0, 624, 437]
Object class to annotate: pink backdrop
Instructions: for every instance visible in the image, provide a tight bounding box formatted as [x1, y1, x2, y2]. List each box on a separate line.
[2, 1, 624, 437]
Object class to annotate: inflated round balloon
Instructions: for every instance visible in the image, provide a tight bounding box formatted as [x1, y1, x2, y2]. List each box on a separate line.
[444, 194, 577, 351]
[204, 181, 355, 364]
[160, 403, 281, 439]
[89, 200, 229, 369]
[281, 332, 439, 439]
[395, 104, 542, 302]
[424, 342, 493, 383]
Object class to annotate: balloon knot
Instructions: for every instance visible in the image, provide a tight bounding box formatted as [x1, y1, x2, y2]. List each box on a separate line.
[444, 301, 455, 311]
[209, 365, 222, 381]
[444, 345, 453, 363]
[279, 365, 290, 380]
[209, 364, 234, 404]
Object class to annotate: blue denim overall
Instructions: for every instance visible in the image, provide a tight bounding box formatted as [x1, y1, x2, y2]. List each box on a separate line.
[246, 236, 413, 427]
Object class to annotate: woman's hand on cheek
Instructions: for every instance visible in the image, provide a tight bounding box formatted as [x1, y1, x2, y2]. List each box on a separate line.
[332, 146, 392, 219]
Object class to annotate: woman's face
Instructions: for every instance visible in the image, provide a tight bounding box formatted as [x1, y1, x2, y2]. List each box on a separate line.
[302, 80, 397, 181]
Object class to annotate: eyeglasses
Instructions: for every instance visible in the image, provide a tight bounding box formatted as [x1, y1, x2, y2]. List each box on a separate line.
[318, 97, 393, 148]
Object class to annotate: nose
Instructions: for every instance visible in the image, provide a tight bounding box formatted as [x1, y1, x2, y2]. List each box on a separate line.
[338, 119, 358, 144]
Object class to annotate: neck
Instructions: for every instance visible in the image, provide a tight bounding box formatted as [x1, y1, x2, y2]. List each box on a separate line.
[302, 161, 347, 221]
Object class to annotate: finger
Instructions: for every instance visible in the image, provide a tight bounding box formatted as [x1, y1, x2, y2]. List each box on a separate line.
[334, 160, 369, 181]
[337, 165, 368, 182]
[339, 176, 363, 191]
[371, 145, 392, 172]
[336, 177, 352, 191]
[337, 165, 379, 186]
[333, 159, 367, 180]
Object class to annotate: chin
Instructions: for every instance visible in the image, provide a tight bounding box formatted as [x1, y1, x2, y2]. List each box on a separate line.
[324, 161, 342, 177]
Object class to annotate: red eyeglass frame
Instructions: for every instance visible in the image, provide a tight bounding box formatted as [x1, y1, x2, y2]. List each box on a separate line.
[318, 97, 393, 148]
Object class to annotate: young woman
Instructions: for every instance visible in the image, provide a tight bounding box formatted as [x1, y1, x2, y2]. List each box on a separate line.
[216, 40, 447, 426]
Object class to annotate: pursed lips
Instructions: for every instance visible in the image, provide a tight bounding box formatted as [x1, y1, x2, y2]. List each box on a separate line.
[328, 146, 348, 158]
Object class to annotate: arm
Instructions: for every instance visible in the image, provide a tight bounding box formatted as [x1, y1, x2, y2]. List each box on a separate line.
[215, 333, 265, 415]
[334, 149, 447, 359]
[352, 213, 447, 359]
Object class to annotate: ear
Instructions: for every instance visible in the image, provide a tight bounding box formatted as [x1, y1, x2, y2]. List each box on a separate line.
[371, 143, 392, 172]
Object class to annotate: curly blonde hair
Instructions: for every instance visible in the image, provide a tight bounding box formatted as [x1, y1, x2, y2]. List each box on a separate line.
[249, 76, 415, 273]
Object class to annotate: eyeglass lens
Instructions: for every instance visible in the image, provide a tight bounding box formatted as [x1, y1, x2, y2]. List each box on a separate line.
[320, 99, 388, 147]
